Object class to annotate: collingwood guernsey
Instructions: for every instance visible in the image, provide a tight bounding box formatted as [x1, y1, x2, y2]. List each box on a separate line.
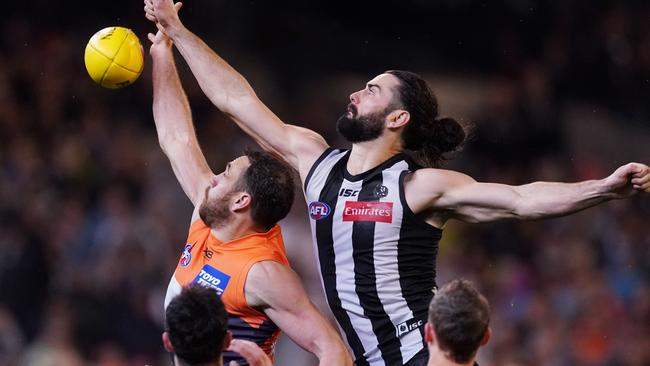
[304, 148, 442, 366]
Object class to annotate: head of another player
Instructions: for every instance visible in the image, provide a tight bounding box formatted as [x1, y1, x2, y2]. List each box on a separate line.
[163, 285, 230, 366]
[425, 279, 491, 365]
[199, 149, 295, 231]
[336, 70, 466, 167]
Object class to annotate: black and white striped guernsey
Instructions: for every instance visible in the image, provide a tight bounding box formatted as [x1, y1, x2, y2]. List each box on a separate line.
[304, 148, 443, 366]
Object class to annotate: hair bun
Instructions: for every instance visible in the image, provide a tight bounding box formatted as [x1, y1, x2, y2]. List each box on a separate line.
[433, 118, 465, 153]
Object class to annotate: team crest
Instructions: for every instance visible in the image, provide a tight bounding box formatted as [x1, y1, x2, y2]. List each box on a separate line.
[374, 184, 389, 198]
[309, 201, 331, 220]
[180, 244, 193, 267]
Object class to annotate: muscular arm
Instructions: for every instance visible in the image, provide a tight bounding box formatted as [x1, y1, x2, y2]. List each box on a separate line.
[151, 30, 212, 206]
[406, 162, 650, 224]
[245, 261, 353, 366]
[146, 0, 329, 176]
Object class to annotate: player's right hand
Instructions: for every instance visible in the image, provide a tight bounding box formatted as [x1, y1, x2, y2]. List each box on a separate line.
[146, 0, 184, 36]
[227, 339, 272, 366]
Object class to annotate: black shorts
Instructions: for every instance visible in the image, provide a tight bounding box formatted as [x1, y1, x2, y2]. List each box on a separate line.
[403, 349, 429, 366]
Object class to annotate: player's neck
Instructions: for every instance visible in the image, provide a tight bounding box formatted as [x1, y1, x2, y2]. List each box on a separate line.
[348, 135, 402, 175]
[174, 355, 223, 366]
[210, 217, 264, 243]
[427, 349, 475, 366]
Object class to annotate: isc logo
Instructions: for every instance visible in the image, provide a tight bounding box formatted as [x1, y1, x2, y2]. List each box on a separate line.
[339, 188, 359, 197]
[309, 202, 331, 220]
[396, 318, 423, 337]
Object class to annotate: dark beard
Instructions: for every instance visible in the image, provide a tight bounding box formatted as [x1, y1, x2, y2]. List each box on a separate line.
[198, 190, 234, 228]
[336, 108, 387, 143]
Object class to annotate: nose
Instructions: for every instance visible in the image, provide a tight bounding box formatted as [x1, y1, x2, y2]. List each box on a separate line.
[209, 174, 221, 187]
[349, 90, 360, 104]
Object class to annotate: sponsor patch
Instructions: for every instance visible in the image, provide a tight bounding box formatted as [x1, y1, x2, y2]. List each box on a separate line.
[309, 201, 331, 220]
[192, 265, 231, 296]
[396, 317, 424, 337]
[342, 201, 393, 223]
[180, 244, 193, 267]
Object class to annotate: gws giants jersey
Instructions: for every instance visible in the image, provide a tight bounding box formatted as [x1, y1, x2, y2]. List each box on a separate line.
[164, 220, 289, 365]
[304, 149, 442, 366]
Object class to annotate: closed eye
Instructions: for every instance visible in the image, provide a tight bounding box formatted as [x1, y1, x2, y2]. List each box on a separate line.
[367, 83, 380, 94]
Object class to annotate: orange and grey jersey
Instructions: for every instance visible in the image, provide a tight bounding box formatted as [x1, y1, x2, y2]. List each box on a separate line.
[164, 219, 290, 365]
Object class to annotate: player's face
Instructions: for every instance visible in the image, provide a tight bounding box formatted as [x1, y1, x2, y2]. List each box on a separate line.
[337, 73, 401, 143]
[199, 156, 251, 227]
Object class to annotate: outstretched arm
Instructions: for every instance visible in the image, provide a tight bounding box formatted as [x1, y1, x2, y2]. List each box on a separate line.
[150, 27, 213, 206]
[245, 261, 353, 366]
[407, 162, 650, 224]
[144, 0, 328, 176]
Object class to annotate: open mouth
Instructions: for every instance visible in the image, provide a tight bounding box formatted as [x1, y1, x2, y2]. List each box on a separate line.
[347, 104, 357, 116]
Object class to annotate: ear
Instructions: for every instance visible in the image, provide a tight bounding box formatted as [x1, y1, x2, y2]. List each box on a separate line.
[231, 192, 252, 212]
[386, 109, 410, 129]
[480, 327, 491, 346]
[424, 322, 435, 344]
[223, 330, 233, 350]
[162, 331, 174, 352]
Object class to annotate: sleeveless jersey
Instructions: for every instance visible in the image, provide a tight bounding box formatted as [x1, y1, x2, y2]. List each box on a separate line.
[164, 219, 289, 365]
[304, 149, 442, 366]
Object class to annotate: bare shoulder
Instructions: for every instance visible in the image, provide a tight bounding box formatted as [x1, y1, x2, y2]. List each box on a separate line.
[407, 168, 474, 194]
[285, 124, 329, 176]
[405, 168, 475, 213]
[245, 260, 304, 309]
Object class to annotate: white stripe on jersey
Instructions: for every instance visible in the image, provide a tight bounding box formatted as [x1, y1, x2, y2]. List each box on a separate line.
[164, 275, 182, 309]
[374, 161, 423, 363]
[332, 179, 384, 365]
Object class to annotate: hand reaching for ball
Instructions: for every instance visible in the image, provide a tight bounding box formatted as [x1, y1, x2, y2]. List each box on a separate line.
[144, 0, 184, 37]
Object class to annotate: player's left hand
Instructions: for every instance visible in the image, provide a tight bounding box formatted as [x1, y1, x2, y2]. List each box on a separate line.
[227, 339, 272, 366]
[147, 30, 173, 56]
[603, 162, 650, 198]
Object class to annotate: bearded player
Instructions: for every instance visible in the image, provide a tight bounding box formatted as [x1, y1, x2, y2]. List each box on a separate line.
[148, 24, 352, 366]
[145, 2, 650, 365]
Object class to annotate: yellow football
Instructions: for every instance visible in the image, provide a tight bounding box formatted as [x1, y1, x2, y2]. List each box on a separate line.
[84, 27, 144, 89]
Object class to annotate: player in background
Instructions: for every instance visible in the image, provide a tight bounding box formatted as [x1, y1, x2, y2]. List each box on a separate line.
[164, 285, 272, 366]
[148, 20, 352, 366]
[425, 280, 490, 366]
[145, 1, 650, 365]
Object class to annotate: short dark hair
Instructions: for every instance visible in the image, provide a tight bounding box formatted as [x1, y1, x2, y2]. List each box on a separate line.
[386, 70, 466, 168]
[428, 279, 490, 364]
[236, 150, 295, 231]
[166, 286, 229, 365]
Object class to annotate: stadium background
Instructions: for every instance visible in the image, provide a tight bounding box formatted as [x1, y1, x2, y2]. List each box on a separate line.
[1, 0, 649, 365]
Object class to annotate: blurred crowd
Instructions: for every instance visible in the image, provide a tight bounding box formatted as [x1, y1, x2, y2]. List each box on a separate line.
[1, 1, 650, 365]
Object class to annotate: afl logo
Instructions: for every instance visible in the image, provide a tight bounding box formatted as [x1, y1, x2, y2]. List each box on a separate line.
[180, 244, 193, 267]
[309, 202, 331, 220]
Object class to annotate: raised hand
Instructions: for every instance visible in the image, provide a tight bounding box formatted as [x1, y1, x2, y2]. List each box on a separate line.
[143, 0, 183, 36]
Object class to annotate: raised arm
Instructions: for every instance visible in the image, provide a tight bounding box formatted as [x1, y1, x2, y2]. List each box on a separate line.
[144, 0, 328, 176]
[245, 261, 353, 366]
[150, 28, 213, 206]
[407, 162, 650, 224]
